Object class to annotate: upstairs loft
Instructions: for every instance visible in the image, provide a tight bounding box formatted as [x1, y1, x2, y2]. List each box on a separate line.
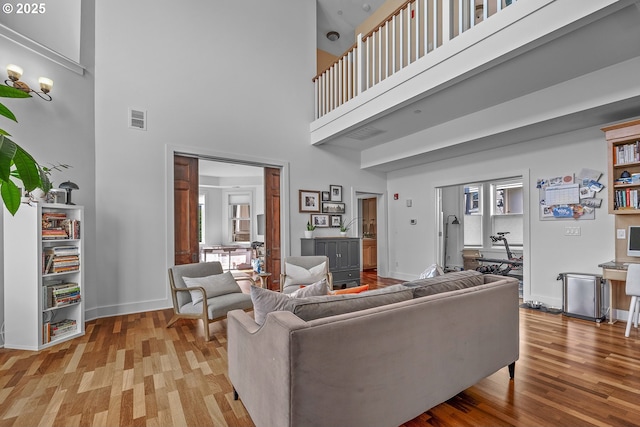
[310, 0, 640, 172]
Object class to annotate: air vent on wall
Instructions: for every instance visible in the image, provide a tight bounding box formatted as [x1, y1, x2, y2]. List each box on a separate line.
[345, 125, 385, 140]
[128, 108, 147, 131]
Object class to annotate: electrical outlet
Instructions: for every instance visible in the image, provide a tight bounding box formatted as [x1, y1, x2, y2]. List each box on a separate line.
[617, 229, 626, 239]
[564, 226, 581, 236]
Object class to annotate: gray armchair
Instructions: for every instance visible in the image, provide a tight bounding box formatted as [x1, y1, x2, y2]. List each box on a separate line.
[280, 256, 333, 294]
[167, 261, 254, 341]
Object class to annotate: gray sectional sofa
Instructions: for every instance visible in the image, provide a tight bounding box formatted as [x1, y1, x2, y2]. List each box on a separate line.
[227, 270, 519, 427]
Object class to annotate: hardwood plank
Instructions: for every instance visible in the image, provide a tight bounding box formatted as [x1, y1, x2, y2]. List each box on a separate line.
[0, 272, 639, 426]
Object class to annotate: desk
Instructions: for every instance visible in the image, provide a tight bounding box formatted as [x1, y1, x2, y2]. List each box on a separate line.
[598, 261, 633, 324]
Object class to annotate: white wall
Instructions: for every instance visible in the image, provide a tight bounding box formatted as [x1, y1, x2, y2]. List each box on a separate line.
[93, 1, 387, 317]
[387, 126, 614, 308]
[200, 187, 222, 245]
[0, 1, 95, 344]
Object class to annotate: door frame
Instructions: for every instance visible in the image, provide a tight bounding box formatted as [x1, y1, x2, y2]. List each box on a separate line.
[432, 168, 531, 301]
[351, 187, 388, 278]
[165, 145, 290, 279]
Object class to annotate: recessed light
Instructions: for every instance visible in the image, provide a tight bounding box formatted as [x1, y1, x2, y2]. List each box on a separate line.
[362, 3, 371, 12]
[326, 31, 340, 41]
[337, 9, 343, 15]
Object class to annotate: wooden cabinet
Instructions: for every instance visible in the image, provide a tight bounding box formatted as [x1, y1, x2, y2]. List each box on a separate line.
[362, 238, 377, 270]
[301, 237, 360, 288]
[602, 119, 640, 264]
[603, 119, 640, 214]
[3, 203, 85, 350]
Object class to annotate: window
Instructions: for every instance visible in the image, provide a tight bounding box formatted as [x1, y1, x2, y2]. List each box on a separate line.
[493, 181, 523, 215]
[491, 180, 523, 245]
[461, 178, 523, 249]
[463, 185, 482, 246]
[230, 203, 251, 242]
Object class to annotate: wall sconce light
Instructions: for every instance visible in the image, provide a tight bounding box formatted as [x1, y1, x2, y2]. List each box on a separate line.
[4, 64, 53, 101]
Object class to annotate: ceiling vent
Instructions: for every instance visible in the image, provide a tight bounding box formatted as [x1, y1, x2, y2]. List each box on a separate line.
[345, 125, 385, 140]
[128, 108, 147, 131]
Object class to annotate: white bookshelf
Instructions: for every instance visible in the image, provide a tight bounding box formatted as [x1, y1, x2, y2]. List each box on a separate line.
[3, 203, 85, 350]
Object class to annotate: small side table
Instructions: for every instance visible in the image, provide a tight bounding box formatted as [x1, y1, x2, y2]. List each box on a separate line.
[256, 272, 272, 289]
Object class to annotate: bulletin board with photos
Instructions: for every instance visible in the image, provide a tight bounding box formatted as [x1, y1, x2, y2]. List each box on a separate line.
[537, 168, 604, 220]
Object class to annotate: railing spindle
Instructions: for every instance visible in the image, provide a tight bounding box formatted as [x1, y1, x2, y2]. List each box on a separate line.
[313, 0, 513, 119]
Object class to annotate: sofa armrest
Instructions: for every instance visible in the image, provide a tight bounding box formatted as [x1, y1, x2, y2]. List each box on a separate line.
[227, 309, 307, 427]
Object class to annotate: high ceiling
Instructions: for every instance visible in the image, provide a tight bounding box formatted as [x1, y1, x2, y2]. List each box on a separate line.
[317, 0, 386, 57]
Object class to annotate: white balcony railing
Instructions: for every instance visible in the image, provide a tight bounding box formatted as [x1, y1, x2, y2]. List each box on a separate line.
[313, 0, 517, 120]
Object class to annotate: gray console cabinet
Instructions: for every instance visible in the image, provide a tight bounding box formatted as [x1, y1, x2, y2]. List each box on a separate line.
[301, 238, 360, 288]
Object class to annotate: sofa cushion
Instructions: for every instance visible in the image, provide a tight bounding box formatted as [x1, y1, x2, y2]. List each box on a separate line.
[292, 284, 412, 321]
[289, 279, 330, 298]
[183, 271, 242, 305]
[403, 270, 485, 298]
[250, 284, 412, 325]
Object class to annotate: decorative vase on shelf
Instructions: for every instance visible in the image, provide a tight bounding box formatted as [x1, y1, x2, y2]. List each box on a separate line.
[304, 230, 313, 238]
[339, 231, 347, 237]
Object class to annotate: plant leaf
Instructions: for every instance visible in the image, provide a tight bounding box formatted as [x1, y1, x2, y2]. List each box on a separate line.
[0, 135, 17, 182]
[12, 144, 41, 191]
[0, 128, 10, 136]
[0, 179, 21, 215]
[0, 101, 18, 123]
[38, 165, 52, 193]
[0, 85, 31, 99]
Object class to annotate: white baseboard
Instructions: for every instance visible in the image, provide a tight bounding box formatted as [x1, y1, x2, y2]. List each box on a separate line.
[85, 298, 172, 321]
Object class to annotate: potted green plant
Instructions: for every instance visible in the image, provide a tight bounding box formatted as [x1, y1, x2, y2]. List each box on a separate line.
[305, 221, 315, 238]
[339, 217, 359, 236]
[0, 85, 46, 215]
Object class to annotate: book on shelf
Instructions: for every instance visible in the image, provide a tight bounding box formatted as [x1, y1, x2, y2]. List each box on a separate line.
[61, 219, 81, 239]
[43, 247, 80, 274]
[615, 141, 640, 165]
[41, 213, 81, 240]
[50, 319, 77, 337]
[43, 322, 51, 344]
[43, 319, 77, 342]
[42, 228, 69, 239]
[44, 282, 81, 309]
[42, 212, 67, 221]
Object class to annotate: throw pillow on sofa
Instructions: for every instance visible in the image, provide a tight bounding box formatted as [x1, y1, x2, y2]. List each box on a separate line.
[282, 262, 327, 290]
[289, 279, 330, 298]
[250, 285, 299, 325]
[183, 271, 242, 305]
[331, 284, 369, 295]
[403, 270, 485, 298]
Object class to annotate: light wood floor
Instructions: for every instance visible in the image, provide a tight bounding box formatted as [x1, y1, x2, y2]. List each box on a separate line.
[1, 273, 640, 426]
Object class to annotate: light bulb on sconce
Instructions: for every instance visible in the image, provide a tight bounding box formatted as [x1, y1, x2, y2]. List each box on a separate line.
[4, 64, 53, 101]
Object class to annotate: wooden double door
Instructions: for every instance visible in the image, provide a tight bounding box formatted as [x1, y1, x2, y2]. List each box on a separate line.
[173, 155, 281, 290]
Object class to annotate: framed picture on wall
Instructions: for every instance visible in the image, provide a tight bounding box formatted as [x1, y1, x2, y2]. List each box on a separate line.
[330, 215, 342, 227]
[311, 214, 330, 228]
[330, 185, 342, 202]
[322, 202, 346, 214]
[299, 190, 321, 213]
[322, 191, 330, 201]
